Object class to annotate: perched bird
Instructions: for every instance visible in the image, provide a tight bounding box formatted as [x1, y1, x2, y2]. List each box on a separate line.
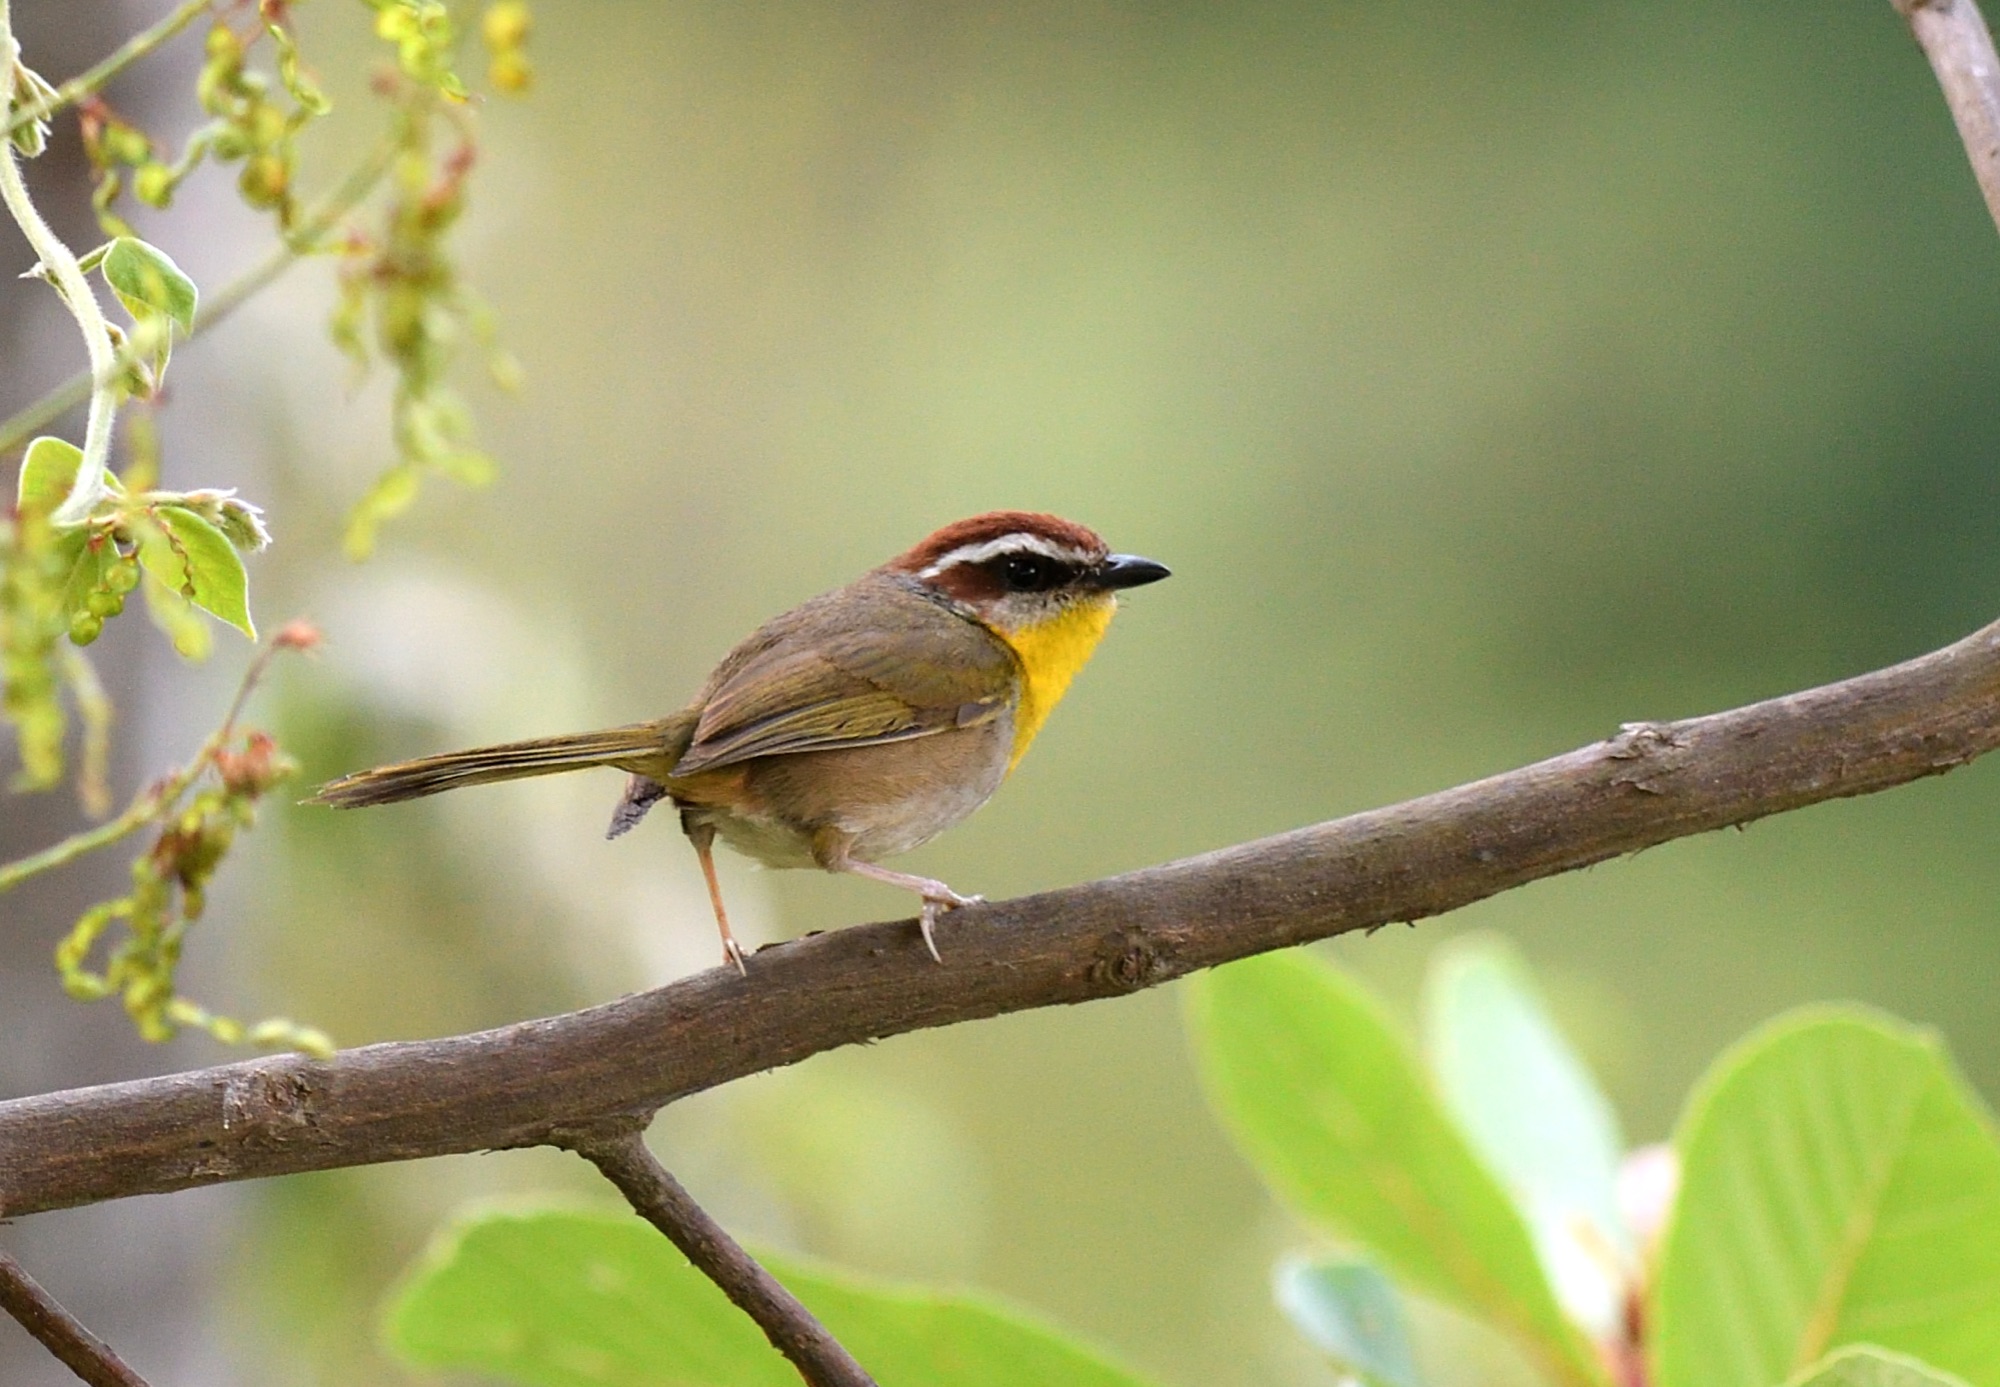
[311, 511, 1170, 971]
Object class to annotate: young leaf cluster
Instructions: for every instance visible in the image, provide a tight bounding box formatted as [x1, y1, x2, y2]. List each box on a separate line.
[3, 0, 531, 1049]
[3, 436, 261, 795]
[332, 92, 513, 559]
[1186, 944, 2000, 1387]
[4, 59, 59, 158]
[82, 14, 325, 239]
[55, 727, 331, 1059]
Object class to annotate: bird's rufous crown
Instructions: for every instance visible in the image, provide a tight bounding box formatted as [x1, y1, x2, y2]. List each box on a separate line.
[887, 512, 1108, 576]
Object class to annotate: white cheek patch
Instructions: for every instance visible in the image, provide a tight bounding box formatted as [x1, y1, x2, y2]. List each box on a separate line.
[919, 533, 1095, 579]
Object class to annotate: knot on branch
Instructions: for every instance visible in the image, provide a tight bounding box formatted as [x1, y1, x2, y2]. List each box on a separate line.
[1604, 720, 1692, 795]
[1087, 927, 1176, 994]
[218, 1062, 327, 1145]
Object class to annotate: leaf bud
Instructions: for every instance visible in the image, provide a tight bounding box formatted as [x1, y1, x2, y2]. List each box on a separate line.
[238, 154, 289, 209]
[107, 554, 142, 595]
[133, 162, 176, 208]
[204, 23, 243, 63]
[488, 51, 532, 93]
[104, 124, 152, 166]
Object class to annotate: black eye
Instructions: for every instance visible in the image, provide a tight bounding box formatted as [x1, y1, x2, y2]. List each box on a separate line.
[1000, 553, 1065, 592]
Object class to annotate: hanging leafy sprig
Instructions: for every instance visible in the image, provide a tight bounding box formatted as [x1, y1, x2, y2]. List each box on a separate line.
[334, 88, 517, 558]
[56, 724, 330, 1056]
[1, 0, 532, 1055]
[3, 620, 331, 1057]
[80, 14, 328, 240]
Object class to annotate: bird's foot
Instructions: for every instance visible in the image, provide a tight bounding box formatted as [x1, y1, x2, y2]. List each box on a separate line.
[916, 886, 983, 964]
[816, 847, 982, 964]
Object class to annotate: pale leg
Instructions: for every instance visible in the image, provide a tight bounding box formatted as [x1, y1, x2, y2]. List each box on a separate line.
[683, 815, 747, 975]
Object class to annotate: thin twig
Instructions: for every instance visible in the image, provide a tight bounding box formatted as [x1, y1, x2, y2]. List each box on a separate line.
[1895, 0, 2000, 236]
[0, 623, 307, 894]
[571, 1130, 878, 1387]
[8, 610, 2000, 1214]
[0, 1248, 151, 1387]
[0, 132, 397, 460]
[0, 0, 211, 147]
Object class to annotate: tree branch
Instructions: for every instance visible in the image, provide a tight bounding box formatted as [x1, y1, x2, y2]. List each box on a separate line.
[0, 1249, 151, 1387]
[568, 1129, 878, 1387]
[5, 611, 2000, 1216]
[1896, 0, 2000, 236]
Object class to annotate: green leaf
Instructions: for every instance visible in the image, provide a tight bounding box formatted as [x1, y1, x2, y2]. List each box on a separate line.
[135, 507, 253, 639]
[1186, 952, 1607, 1387]
[1787, 1345, 1974, 1387]
[102, 237, 198, 334]
[1274, 1255, 1424, 1387]
[1653, 1008, 2000, 1387]
[1423, 934, 1628, 1335]
[383, 1206, 1163, 1387]
[140, 564, 210, 661]
[16, 436, 84, 518]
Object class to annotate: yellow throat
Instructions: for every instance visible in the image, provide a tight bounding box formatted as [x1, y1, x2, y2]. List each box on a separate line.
[994, 593, 1118, 773]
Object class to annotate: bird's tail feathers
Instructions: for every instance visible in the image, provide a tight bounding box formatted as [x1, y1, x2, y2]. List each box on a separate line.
[309, 716, 694, 808]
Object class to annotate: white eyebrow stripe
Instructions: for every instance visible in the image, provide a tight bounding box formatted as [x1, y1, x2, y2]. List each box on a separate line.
[918, 534, 1095, 578]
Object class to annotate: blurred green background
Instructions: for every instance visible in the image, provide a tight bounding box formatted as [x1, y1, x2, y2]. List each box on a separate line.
[45, 1, 2000, 1383]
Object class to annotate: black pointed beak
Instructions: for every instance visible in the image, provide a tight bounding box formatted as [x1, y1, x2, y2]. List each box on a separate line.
[1091, 554, 1172, 590]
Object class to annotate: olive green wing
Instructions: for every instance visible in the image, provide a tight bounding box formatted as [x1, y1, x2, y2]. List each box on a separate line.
[671, 586, 1019, 775]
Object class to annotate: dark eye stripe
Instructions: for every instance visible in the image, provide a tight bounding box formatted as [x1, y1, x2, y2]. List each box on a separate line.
[986, 552, 1076, 593]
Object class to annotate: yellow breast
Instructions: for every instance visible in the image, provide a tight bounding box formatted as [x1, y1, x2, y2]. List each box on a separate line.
[994, 594, 1118, 773]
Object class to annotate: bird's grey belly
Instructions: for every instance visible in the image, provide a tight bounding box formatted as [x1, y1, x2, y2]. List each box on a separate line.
[702, 716, 1014, 869]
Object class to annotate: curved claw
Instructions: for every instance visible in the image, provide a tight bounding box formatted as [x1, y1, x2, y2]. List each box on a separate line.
[917, 890, 981, 963]
[815, 845, 982, 964]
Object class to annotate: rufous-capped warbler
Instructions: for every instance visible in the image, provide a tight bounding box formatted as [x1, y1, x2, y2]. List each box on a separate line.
[311, 511, 1170, 972]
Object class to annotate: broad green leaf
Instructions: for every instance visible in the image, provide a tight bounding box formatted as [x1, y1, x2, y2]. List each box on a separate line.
[1424, 935, 1628, 1335]
[102, 238, 198, 334]
[1274, 1255, 1424, 1387]
[1653, 1009, 2000, 1387]
[1787, 1345, 1973, 1387]
[16, 436, 83, 517]
[16, 435, 122, 531]
[384, 1206, 1162, 1387]
[136, 507, 253, 639]
[1187, 953, 1607, 1387]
